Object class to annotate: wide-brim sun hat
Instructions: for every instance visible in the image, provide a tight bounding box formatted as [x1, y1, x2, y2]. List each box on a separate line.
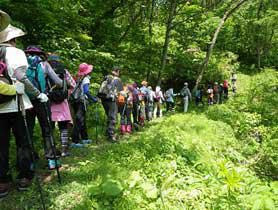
[0, 10, 10, 32]
[0, 24, 25, 43]
[25, 45, 46, 56]
[78, 63, 93, 76]
[141, 80, 148, 86]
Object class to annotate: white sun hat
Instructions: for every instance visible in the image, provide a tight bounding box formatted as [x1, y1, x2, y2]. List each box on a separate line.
[0, 24, 26, 43]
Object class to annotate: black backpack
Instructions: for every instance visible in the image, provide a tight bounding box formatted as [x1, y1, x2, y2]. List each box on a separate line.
[0, 46, 15, 104]
[47, 60, 68, 104]
[68, 77, 84, 104]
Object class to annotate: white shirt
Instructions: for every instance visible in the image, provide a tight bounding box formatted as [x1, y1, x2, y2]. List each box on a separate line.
[0, 46, 33, 113]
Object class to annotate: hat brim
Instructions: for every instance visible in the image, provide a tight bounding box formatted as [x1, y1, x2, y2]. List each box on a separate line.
[25, 49, 46, 56]
[0, 11, 11, 32]
[0, 25, 25, 43]
[78, 65, 93, 76]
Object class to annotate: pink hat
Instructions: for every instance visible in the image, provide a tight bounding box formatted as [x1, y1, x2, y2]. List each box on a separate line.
[78, 63, 93, 76]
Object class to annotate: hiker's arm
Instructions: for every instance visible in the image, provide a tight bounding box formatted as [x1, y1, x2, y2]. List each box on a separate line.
[44, 62, 62, 87]
[65, 70, 76, 91]
[13, 66, 40, 97]
[83, 83, 97, 103]
[188, 89, 192, 100]
[0, 83, 16, 95]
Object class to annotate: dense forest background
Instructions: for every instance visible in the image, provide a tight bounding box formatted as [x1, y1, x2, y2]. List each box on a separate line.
[0, 1, 277, 209]
[1, 0, 278, 88]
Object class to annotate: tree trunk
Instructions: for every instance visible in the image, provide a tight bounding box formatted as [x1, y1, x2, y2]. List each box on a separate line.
[146, 0, 156, 81]
[194, 0, 249, 91]
[157, 0, 178, 85]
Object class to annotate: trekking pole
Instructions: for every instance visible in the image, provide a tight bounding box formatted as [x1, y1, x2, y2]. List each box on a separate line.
[18, 95, 46, 210]
[42, 102, 62, 184]
[95, 102, 99, 144]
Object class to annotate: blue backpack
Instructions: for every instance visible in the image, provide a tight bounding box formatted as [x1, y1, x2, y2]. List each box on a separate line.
[26, 55, 46, 99]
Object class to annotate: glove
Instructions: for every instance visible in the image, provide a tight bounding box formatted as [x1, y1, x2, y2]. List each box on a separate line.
[37, 93, 48, 103]
[15, 82, 25, 95]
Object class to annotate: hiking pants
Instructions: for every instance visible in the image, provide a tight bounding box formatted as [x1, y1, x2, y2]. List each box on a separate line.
[132, 102, 139, 124]
[155, 102, 161, 117]
[119, 104, 132, 125]
[166, 101, 175, 112]
[144, 100, 150, 121]
[26, 100, 53, 158]
[71, 102, 88, 143]
[101, 99, 117, 138]
[223, 87, 228, 99]
[183, 96, 189, 112]
[148, 102, 154, 120]
[0, 112, 33, 182]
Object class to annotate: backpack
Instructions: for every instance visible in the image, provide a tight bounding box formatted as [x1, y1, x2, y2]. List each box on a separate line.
[47, 61, 68, 103]
[154, 91, 161, 102]
[223, 80, 228, 88]
[181, 87, 189, 97]
[117, 92, 126, 106]
[26, 55, 46, 100]
[97, 75, 117, 100]
[69, 77, 84, 104]
[0, 46, 15, 104]
[165, 90, 171, 99]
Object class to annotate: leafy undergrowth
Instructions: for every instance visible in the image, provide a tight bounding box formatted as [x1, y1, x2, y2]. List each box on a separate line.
[1, 69, 277, 210]
[1, 112, 277, 210]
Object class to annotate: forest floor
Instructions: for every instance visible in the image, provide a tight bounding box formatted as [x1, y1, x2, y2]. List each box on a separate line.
[0, 71, 277, 210]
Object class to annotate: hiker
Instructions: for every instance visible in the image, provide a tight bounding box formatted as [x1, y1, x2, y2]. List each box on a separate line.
[231, 72, 237, 94]
[147, 86, 155, 120]
[0, 25, 48, 196]
[180, 82, 192, 112]
[219, 83, 224, 104]
[25, 46, 63, 169]
[98, 67, 123, 142]
[47, 54, 76, 157]
[195, 85, 204, 106]
[130, 83, 140, 130]
[223, 79, 229, 99]
[165, 88, 177, 112]
[154, 86, 164, 118]
[118, 85, 133, 134]
[71, 63, 97, 147]
[207, 85, 214, 105]
[213, 82, 220, 104]
[140, 80, 151, 121]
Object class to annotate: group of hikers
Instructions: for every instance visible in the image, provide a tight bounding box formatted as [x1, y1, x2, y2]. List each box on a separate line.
[0, 10, 237, 200]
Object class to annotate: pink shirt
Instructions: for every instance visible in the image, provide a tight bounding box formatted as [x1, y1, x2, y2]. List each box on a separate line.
[50, 70, 76, 122]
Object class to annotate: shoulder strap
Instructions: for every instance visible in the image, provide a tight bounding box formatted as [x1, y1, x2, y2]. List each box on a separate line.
[0, 46, 6, 62]
[72, 77, 84, 95]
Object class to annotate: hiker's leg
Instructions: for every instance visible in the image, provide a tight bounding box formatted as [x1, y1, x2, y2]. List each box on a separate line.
[0, 113, 12, 183]
[184, 96, 189, 112]
[72, 102, 83, 143]
[12, 113, 33, 180]
[108, 101, 117, 138]
[36, 102, 53, 158]
[58, 121, 70, 155]
[80, 103, 88, 140]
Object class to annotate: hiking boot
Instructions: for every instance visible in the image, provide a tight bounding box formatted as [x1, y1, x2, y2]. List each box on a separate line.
[109, 135, 118, 143]
[0, 182, 10, 198]
[61, 146, 70, 157]
[126, 125, 132, 134]
[120, 125, 126, 134]
[81, 139, 92, 144]
[17, 178, 32, 191]
[70, 143, 84, 148]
